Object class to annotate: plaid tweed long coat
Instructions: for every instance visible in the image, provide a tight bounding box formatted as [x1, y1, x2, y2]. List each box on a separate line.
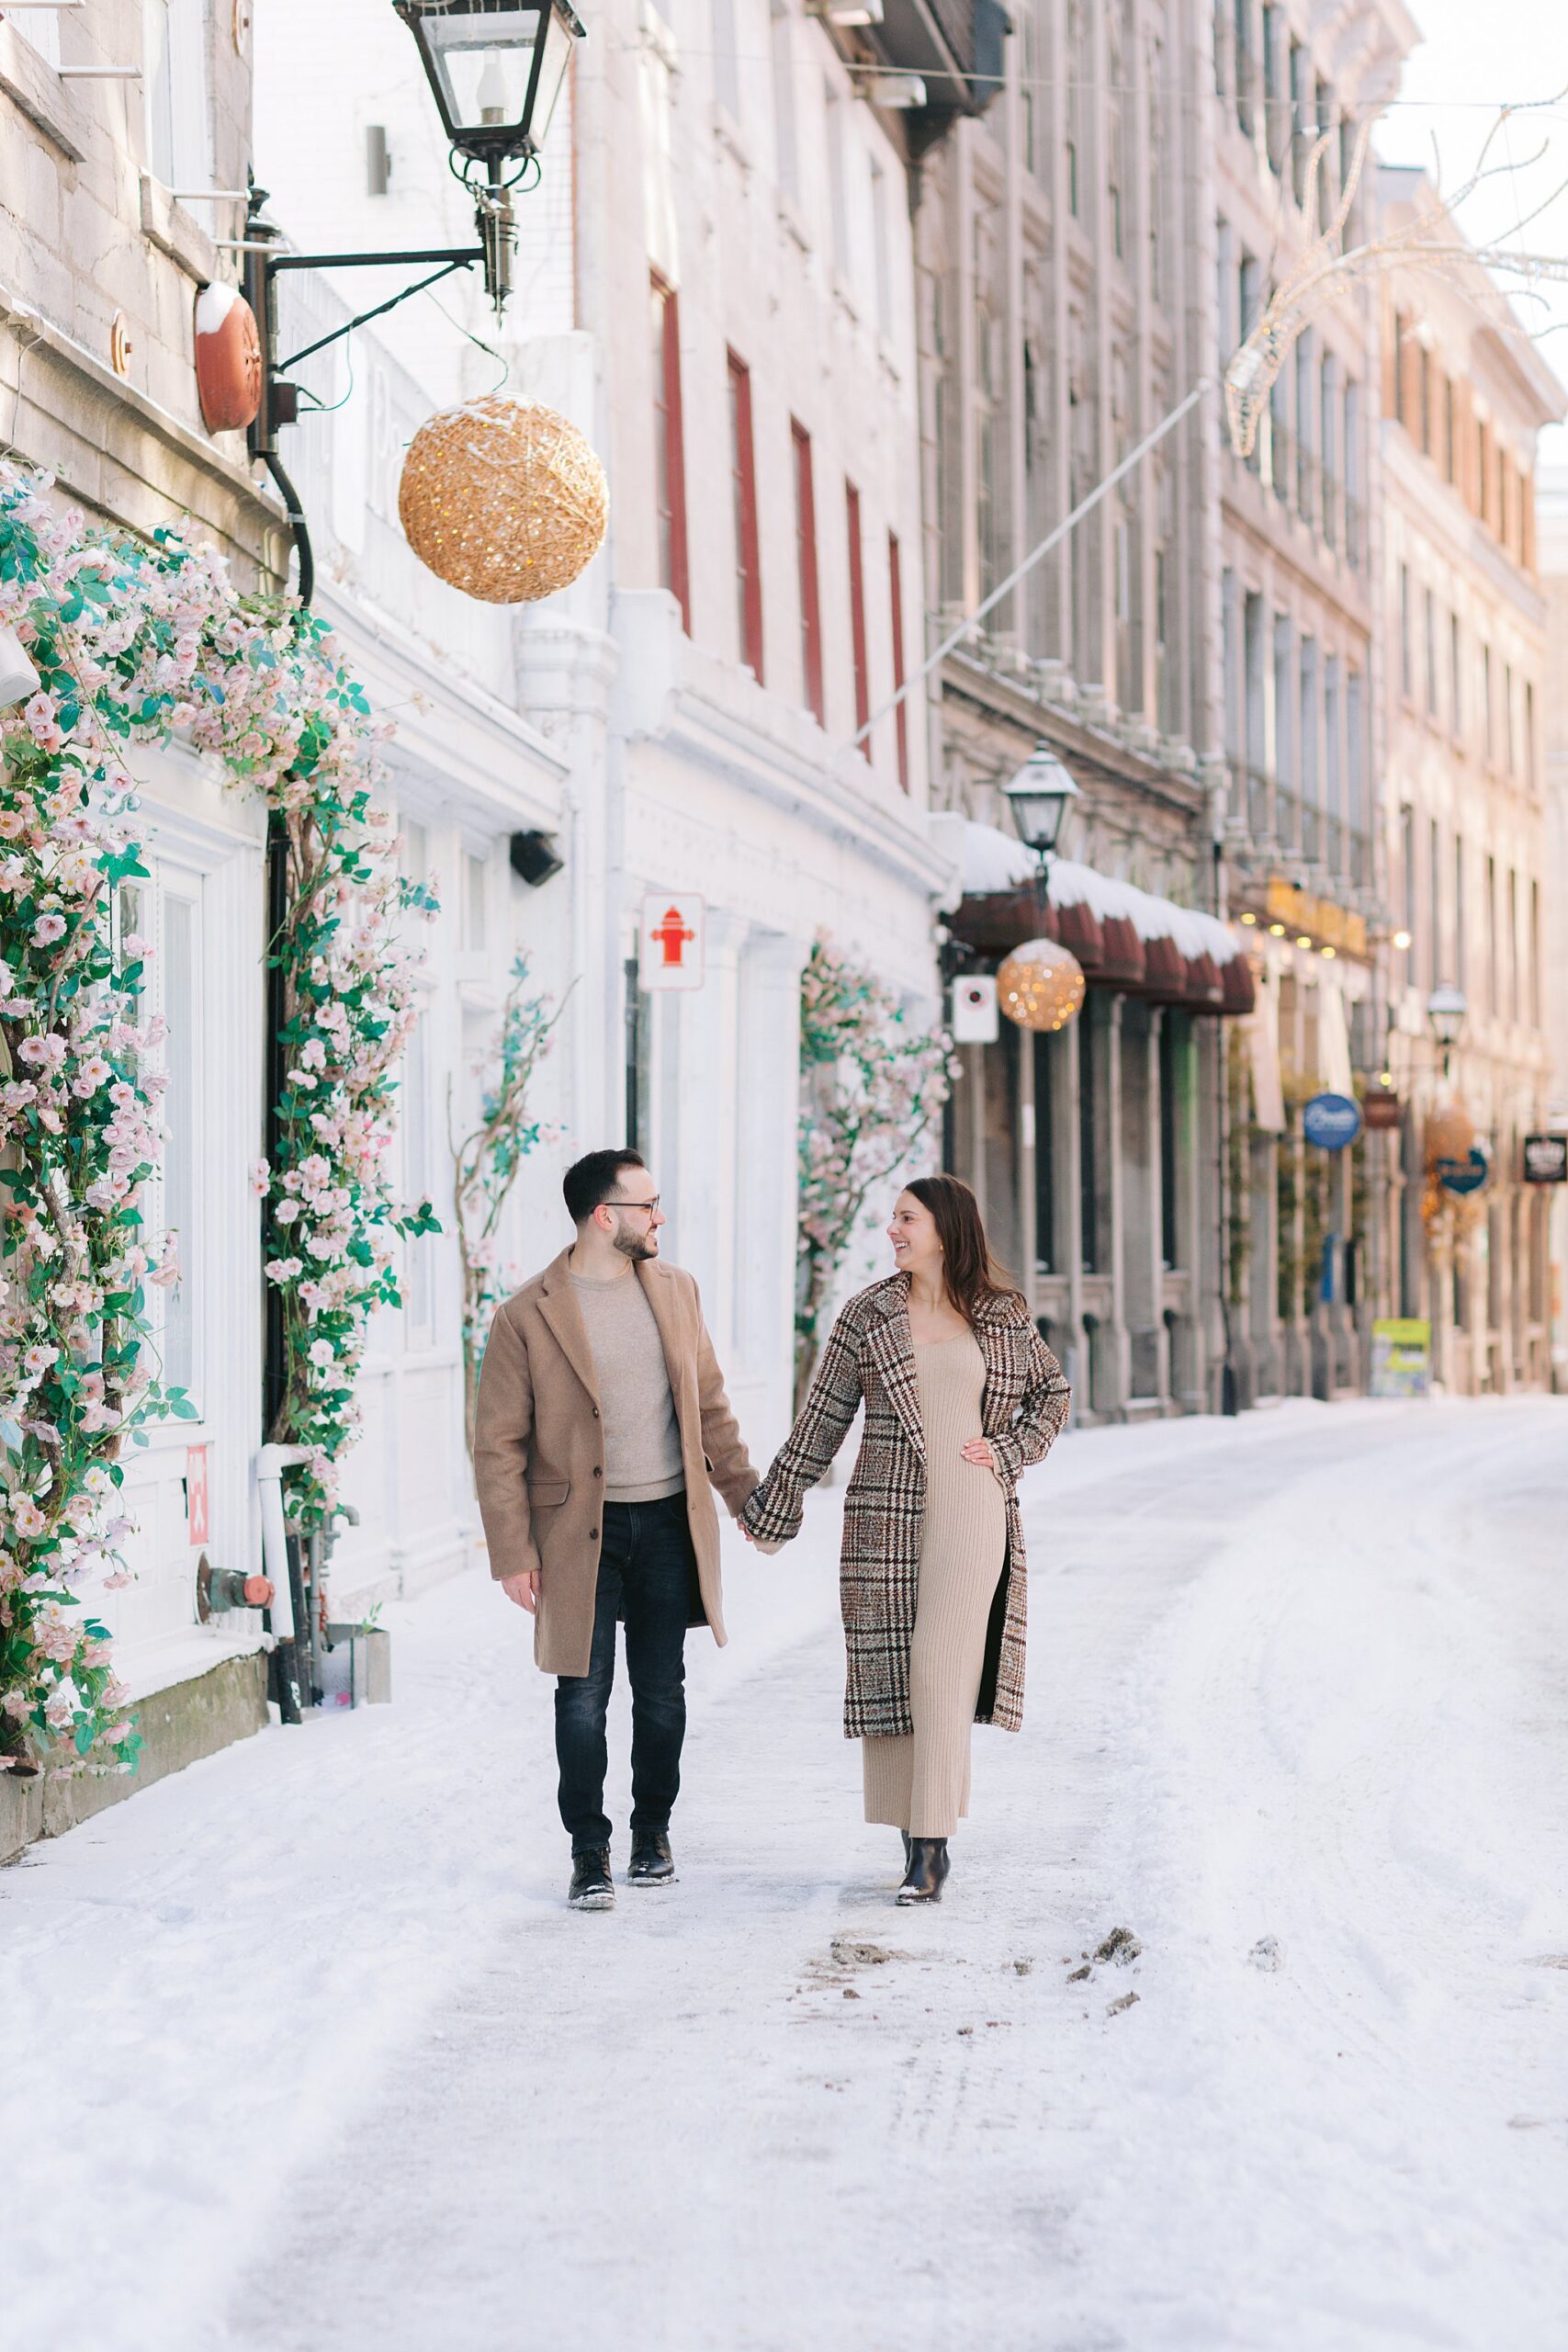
[739, 1275, 1070, 1737]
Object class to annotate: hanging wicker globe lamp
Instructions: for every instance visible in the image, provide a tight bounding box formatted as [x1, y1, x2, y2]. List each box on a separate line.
[996, 938, 1086, 1033]
[398, 394, 609, 604]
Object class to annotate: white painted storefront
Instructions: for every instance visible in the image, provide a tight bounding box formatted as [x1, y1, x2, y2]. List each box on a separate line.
[82, 0, 953, 1726]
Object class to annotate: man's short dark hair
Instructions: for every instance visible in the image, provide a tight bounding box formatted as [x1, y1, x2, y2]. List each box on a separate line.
[563, 1148, 647, 1227]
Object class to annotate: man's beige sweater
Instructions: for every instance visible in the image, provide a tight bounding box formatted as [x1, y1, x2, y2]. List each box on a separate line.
[570, 1269, 685, 1501]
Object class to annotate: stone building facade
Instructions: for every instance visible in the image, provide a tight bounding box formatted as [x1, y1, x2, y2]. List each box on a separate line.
[1213, 0, 1414, 1405]
[1377, 168, 1563, 1396]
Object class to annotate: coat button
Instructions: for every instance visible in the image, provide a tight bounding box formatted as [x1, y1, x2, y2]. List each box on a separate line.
[592, 1406, 600, 1418]
[592, 1465, 602, 1478]
[588, 1526, 599, 1540]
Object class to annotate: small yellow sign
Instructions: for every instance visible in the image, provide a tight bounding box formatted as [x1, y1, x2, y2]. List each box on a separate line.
[1265, 876, 1368, 959]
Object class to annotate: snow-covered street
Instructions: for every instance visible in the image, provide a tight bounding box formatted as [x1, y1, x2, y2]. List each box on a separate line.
[8, 1398, 1568, 2352]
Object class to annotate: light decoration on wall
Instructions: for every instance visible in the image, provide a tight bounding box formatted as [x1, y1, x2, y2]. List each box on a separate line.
[398, 395, 608, 603]
[997, 939, 1086, 1033]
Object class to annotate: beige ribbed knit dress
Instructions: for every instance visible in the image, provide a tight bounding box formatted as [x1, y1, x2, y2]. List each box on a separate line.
[862, 1330, 1008, 1838]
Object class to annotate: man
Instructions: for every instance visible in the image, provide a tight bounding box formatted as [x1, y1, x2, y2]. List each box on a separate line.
[474, 1149, 759, 1910]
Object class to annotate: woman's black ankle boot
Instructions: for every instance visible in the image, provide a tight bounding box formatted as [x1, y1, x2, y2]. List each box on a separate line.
[896, 1838, 951, 1905]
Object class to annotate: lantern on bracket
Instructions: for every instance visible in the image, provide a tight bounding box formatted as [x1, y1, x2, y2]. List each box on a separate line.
[394, 0, 585, 171]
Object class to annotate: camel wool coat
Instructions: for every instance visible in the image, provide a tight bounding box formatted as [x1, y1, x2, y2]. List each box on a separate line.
[473, 1250, 759, 1679]
[739, 1275, 1070, 1737]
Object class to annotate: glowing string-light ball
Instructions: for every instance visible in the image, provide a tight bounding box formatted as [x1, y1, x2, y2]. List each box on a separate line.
[1424, 1102, 1475, 1168]
[996, 938, 1086, 1033]
[398, 396, 609, 605]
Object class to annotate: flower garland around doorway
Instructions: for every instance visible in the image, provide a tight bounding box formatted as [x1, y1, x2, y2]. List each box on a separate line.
[0, 462, 434, 1776]
[795, 932, 955, 1411]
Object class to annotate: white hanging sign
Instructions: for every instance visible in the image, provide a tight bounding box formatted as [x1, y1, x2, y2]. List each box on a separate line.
[638, 891, 705, 990]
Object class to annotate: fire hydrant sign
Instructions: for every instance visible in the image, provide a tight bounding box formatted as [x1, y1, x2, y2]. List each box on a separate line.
[638, 891, 705, 990]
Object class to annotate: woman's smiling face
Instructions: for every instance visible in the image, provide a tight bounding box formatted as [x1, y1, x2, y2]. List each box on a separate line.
[888, 1189, 942, 1279]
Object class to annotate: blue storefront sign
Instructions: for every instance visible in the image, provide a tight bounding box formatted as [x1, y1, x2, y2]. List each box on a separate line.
[1437, 1147, 1488, 1196]
[1303, 1091, 1362, 1150]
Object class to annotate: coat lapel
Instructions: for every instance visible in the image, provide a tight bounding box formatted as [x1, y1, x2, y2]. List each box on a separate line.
[865, 1279, 925, 1461]
[974, 1306, 1019, 1435]
[636, 1261, 689, 1417]
[536, 1248, 601, 1408]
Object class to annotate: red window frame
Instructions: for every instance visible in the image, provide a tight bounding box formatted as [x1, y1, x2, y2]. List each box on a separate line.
[728, 349, 763, 682]
[887, 528, 909, 790]
[845, 481, 869, 738]
[650, 272, 690, 632]
[793, 419, 823, 724]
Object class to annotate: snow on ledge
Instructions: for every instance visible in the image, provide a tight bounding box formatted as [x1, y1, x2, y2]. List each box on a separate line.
[958, 819, 1243, 964]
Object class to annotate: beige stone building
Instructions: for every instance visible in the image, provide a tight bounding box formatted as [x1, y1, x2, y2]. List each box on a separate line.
[1377, 167, 1563, 1395]
[1214, 0, 1414, 1407]
[1539, 469, 1568, 1390]
[917, 0, 1411, 1420]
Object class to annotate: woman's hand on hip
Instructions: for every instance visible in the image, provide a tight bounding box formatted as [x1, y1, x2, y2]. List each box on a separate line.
[501, 1568, 539, 1613]
[960, 1437, 997, 1470]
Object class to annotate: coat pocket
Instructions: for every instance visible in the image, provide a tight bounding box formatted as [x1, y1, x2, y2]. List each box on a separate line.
[527, 1478, 570, 1508]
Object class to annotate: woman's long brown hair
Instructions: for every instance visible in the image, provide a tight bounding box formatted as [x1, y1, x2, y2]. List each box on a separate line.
[901, 1173, 1024, 1324]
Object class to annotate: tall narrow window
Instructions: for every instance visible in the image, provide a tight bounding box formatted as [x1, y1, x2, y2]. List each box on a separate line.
[1482, 641, 1493, 762]
[1508, 867, 1519, 1019]
[1453, 834, 1465, 990]
[727, 350, 763, 679]
[1530, 877, 1541, 1026]
[650, 273, 690, 630]
[1505, 660, 1515, 775]
[1158, 1013, 1179, 1272]
[824, 80, 850, 278]
[1399, 563, 1413, 697]
[845, 481, 869, 737]
[869, 158, 892, 334]
[1033, 1032, 1057, 1273]
[1486, 854, 1497, 1013]
[1078, 1007, 1099, 1273]
[887, 529, 909, 791]
[712, 0, 739, 118]
[145, 0, 210, 191]
[1428, 818, 1441, 989]
[770, 0, 798, 199]
[1401, 806, 1416, 988]
[1424, 587, 1438, 718]
[792, 420, 823, 723]
[1525, 679, 1536, 789]
[1450, 611, 1461, 741]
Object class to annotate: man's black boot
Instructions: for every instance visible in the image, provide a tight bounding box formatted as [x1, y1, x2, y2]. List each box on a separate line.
[626, 1829, 676, 1886]
[896, 1838, 951, 1905]
[569, 1848, 615, 1910]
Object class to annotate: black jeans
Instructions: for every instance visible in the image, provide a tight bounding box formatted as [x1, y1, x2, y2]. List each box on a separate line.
[555, 1493, 701, 1854]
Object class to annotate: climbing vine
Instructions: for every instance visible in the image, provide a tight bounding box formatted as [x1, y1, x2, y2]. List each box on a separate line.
[0, 461, 433, 1777]
[795, 932, 953, 1409]
[449, 955, 564, 1461]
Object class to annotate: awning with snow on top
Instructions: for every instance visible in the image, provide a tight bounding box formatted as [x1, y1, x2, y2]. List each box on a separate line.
[950, 820, 1255, 1016]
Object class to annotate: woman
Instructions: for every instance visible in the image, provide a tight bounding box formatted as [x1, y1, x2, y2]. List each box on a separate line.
[741, 1174, 1070, 1905]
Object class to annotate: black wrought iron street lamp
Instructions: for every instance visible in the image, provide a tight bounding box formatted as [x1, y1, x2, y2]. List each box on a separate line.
[243, 0, 586, 605]
[395, 0, 584, 171]
[1427, 981, 1466, 1081]
[1002, 741, 1080, 904]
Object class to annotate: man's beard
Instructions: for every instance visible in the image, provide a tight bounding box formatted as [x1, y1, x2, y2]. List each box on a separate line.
[613, 1226, 658, 1262]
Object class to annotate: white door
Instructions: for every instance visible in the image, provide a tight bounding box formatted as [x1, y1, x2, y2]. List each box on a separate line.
[83, 752, 266, 1701]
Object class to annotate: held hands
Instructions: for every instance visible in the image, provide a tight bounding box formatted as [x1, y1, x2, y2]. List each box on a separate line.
[501, 1568, 540, 1613]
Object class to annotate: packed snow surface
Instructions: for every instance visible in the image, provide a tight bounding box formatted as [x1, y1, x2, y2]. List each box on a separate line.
[7, 1398, 1568, 2351]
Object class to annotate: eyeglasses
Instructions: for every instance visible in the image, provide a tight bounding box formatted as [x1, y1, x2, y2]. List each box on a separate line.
[608, 1194, 660, 1218]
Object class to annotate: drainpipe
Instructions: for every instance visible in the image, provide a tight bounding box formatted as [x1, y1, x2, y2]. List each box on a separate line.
[257, 1442, 310, 1723]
